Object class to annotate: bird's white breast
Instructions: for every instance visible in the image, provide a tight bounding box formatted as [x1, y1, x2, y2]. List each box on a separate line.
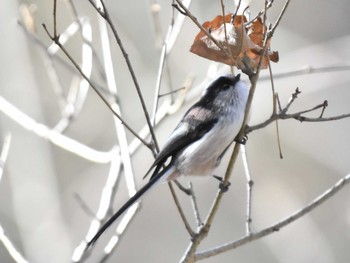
[176, 82, 248, 177]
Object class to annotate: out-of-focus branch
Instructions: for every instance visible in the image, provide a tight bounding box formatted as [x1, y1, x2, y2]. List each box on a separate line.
[241, 145, 253, 235]
[0, 96, 114, 163]
[41, 22, 151, 148]
[87, 0, 160, 152]
[72, 8, 139, 259]
[0, 133, 11, 181]
[0, 133, 29, 263]
[72, 149, 123, 262]
[195, 173, 350, 260]
[0, 225, 29, 263]
[151, 0, 191, 126]
[173, 0, 229, 58]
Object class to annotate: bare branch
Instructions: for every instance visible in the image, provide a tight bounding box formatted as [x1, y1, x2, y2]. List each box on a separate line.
[0, 96, 115, 163]
[88, 0, 159, 152]
[0, 225, 29, 263]
[173, 0, 229, 57]
[195, 173, 350, 260]
[241, 145, 253, 235]
[169, 182, 196, 237]
[269, 0, 291, 37]
[246, 97, 350, 134]
[282, 87, 301, 114]
[41, 23, 151, 148]
[244, 0, 274, 26]
[188, 183, 203, 228]
[0, 133, 11, 182]
[267, 54, 283, 158]
[0, 134, 29, 263]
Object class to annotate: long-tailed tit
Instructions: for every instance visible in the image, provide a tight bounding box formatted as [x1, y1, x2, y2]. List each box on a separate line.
[87, 73, 249, 247]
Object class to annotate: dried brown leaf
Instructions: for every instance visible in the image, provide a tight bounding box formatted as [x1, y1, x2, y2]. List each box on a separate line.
[190, 14, 279, 72]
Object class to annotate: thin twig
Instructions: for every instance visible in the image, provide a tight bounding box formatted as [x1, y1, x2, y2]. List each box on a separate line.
[173, 180, 191, 195]
[53, 0, 57, 37]
[268, 58, 283, 158]
[168, 182, 196, 237]
[241, 145, 253, 235]
[150, 1, 163, 47]
[41, 24, 150, 148]
[246, 106, 350, 134]
[159, 87, 186, 98]
[174, 0, 229, 57]
[82, 11, 139, 259]
[220, 0, 234, 73]
[18, 20, 111, 94]
[72, 150, 123, 262]
[195, 173, 350, 260]
[281, 87, 300, 114]
[244, 0, 274, 26]
[269, 0, 291, 37]
[276, 93, 282, 112]
[319, 100, 328, 118]
[291, 112, 350, 122]
[292, 101, 327, 116]
[151, 26, 172, 127]
[151, 0, 191, 126]
[87, 0, 159, 152]
[173, 180, 203, 228]
[73, 193, 95, 219]
[233, 0, 242, 20]
[65, 0, 106, 79]
[188, 183, 203, 228]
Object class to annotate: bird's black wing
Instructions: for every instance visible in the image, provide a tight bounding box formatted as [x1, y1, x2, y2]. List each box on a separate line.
[87, 106, 218, 248]
[146, 104, 219, 179]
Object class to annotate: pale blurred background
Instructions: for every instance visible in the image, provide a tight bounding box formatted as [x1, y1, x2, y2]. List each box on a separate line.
[1, 0, 350, 262]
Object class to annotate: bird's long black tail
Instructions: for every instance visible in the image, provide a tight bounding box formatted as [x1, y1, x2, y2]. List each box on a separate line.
[86, 166, 167, 248]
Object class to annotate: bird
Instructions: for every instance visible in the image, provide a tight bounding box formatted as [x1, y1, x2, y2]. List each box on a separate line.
[87, 73, 249, 247]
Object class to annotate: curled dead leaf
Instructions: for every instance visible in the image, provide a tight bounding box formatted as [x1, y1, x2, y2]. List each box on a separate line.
[190, 13, 279, 73]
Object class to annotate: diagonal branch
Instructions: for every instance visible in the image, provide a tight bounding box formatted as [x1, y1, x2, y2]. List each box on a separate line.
[41, 24, 151, 149]
[195, 173, 350, 260]
[87, 0, 159, 152]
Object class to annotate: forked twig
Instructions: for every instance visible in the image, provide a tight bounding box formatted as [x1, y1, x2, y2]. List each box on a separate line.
[195, 173, 350, 260]
[87, 0, 160, 152]
[41, 24, 150, 148]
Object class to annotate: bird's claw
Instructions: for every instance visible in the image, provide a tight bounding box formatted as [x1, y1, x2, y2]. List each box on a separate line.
[234, 135, 248, 145]
[213, 175, 231, 193]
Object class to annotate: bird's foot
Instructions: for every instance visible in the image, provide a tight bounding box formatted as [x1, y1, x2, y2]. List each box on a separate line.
[213, 175, 231, 193]
[234, 135, 248, 145]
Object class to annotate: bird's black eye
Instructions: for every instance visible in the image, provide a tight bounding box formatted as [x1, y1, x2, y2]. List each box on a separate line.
[222, 84, 230, 90]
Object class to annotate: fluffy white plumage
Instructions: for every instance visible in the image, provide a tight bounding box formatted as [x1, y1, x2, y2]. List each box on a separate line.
[87, 74, 249, 247]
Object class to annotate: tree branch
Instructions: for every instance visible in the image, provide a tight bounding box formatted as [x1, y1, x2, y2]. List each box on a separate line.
[87, 0, 159, 152]
[195, 173, 350, 260]
[41, 23, 151, 149]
